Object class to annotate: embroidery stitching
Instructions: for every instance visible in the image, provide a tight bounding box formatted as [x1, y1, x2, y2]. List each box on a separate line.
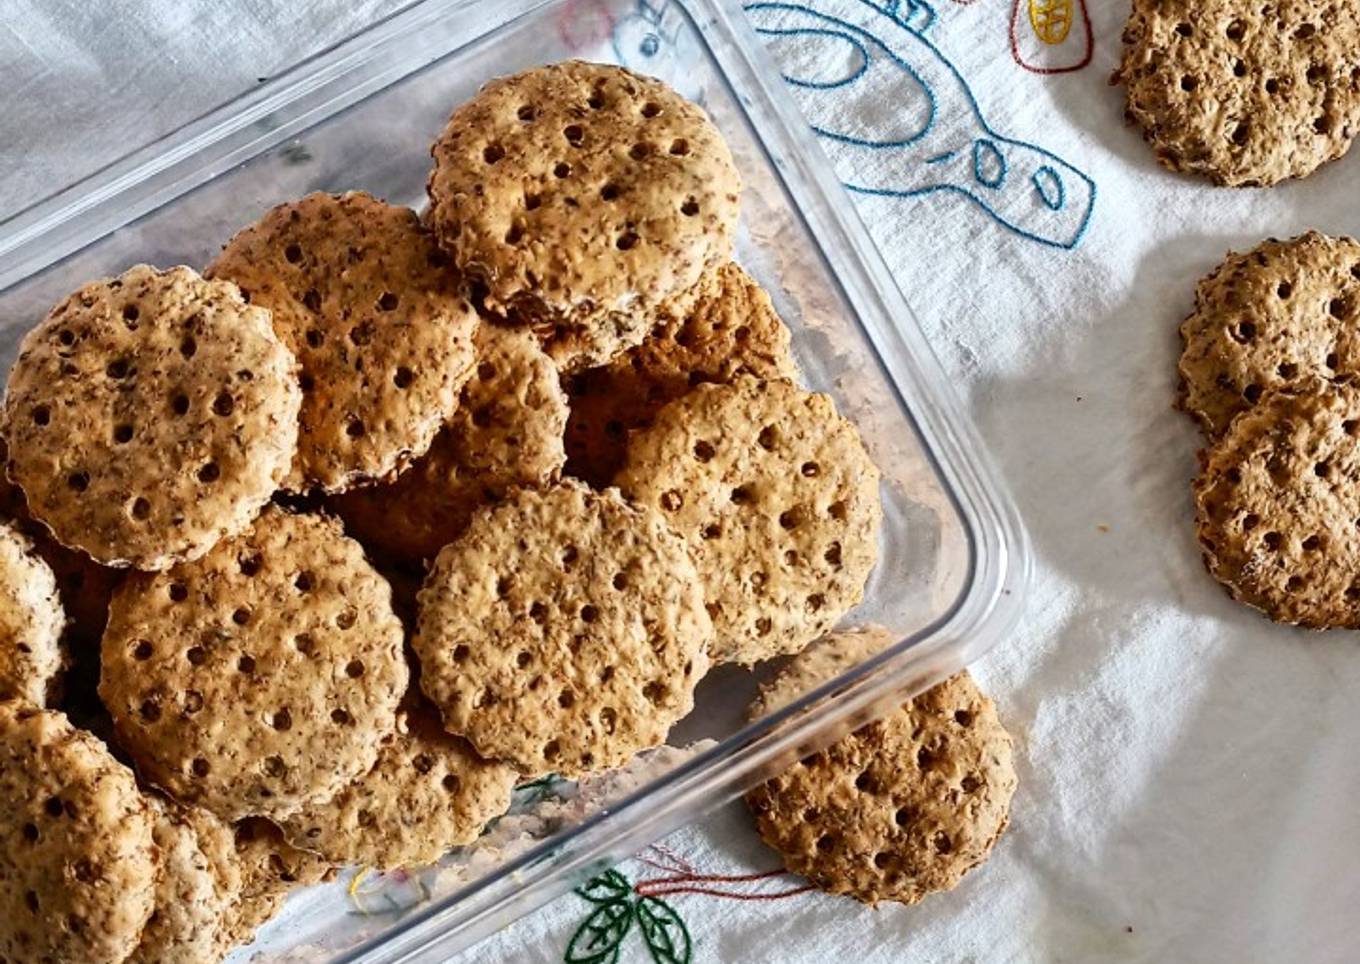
[1009, 0, 1094, 74]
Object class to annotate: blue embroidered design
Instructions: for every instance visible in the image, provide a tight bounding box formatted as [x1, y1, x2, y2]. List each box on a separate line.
[743, 0, 1096, 250]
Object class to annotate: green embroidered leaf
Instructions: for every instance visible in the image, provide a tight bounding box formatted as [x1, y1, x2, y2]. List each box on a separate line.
[564, 900, 633, 963]
[575, 869, 633, 904]
[635, 896, 693, 964]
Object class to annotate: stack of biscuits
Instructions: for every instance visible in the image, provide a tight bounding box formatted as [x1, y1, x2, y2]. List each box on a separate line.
[0, 60, 1016, 961]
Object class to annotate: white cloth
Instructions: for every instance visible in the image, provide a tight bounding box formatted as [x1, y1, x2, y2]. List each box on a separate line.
[5, 1, 1360, 962]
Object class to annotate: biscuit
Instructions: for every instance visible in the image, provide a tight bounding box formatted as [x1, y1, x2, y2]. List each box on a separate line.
[415, 480, 712, 778]
[130, 797, 238, 964]
[332, 324, 568, 563]
[99, 506, 408, 821]
[1179, 232, 1360, 436]
[279, 705, 518, 870]
[748, 625, 895, 720]
[427, 61, 741, 370]
[227, 817, 334, 947]
[616, 376, 881, 665]
[746, 666, 1016, 905]
[0, 522, 66, 705]
[0, 701, 158, 962]
[1115, 0, 1360, 186]
[0, 437, 120, 648]
[565, 262, 798, 486]
[207, 192, 480, 493]
[1194, 378, 1360, 627]
[1, 264, 301, 570]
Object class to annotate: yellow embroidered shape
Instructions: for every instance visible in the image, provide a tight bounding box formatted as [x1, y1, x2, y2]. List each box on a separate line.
[1028, 0, 1073, 45]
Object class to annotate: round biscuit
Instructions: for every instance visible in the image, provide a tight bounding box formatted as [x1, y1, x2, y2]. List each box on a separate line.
[746, 666, 1016, 905]
[332, 324, 568, 564]
[1194, 378, 1360, 627]
[427, 60, 741, 370]
[1, 264, 301, 570]
[1115, 0, 1360, 186]
[0, 522, 66, 706]
[0, 702, 158, 962]
[129, 796, 237, 964]
[279, 705, 517, 870]
[226, 817, 334, 948]
[99, 505, 408, 821]
[207, 191, 480, 493]
[414, 480, 713, 778]
[565, 261, 797, 486]
[1179, 231, 1360, 436]
[616, 376, 882, 665]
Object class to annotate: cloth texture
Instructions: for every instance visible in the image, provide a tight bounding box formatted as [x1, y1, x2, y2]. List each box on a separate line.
[4, 1, 1360, 962]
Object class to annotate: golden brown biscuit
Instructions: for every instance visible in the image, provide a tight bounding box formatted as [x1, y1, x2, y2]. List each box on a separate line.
[0, 522, 65, 706]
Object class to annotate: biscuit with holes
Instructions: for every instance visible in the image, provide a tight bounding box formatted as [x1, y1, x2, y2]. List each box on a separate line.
[0, 437, 120, 649]
[1115, 0, 1360, 186]
[1194, 378, 1360, 626]
[415, 480, 712, 778]
[227, 817, 334, 947]
[208, 192, 479, 493]
[427, 60, 741, 370]
[0, 522, 66, 705]
[1, 264, 301, 570]
[130, 797, 238, 964]
[279, 705, 517, 869]
[565, 262, 797, 486]
[99, 506, 408, 821]
[0, 702, 158, 962]
[1179, 232, 1360, 436]
[332, 324, 568, 563]
[746, 667, 1015, 906]
[616, 376, 881, 665]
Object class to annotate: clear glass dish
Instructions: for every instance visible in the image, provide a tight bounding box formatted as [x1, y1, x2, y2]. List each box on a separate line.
[0, 0, 1029, 960]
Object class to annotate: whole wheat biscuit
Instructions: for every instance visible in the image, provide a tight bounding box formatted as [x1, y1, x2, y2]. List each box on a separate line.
[1193, 378, 1360, 627]
[415, 480, 712, 778]
[427, 60, 741, 370]
[0, 701, 158, 962]
[1115, 0, 1360, 186]
[332, 324, 568, 563]
[227, 817, 334, 947]
[1179, 232, 1360, 436]
[279, 705, 517, 870]
[746, 667, 1016, 906]
[207, 191, 480, 493]
[0, 522, 66, 706]
[1, 264, 301, 570]
[130, 797, 238, 964]
[748, 625, 895, 721]
[99, 506, 408, 821]
[565, 261, 798, 486]
[616, 376, 881, 666]
[0, 437, 120, 648]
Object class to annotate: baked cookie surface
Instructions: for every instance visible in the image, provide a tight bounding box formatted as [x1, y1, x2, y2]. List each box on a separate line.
[0, 522, 66, 706]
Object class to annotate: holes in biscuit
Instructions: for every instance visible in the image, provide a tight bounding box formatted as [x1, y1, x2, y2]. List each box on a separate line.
[169, 582, 188, 603]
[757, 425, 779, 450]
[1345, 419, 1360, 437]
[191, 758, 210, 778]
[1265, 77, 1280, 94]
[681, 197, 699, 217]
[816, 833, 836, 852]
[530, 601, 548, 623]
[543, 740, 561, 761]
[1315, 461, 1332, 478]
[272, 708, 292, 731]
[231, 606, 251, 626]
[263, 755, 286, 778]
[1296, 22, 1317, 40]
[21, 823, 37, 843]
[198, 462, 220, 484]
[24, 890, 38, 913]
[1315, 114, 1334, 135]
[31, 405, 49, 426]
[616, 231, 640, 251]
[1232, 59, 1247, 78]
[669, 138, 690, 157]
[805, 593, 825, 613]
[600, 665, 615, 684]
[779, 507, 803, 530]
[1174, 22, 1192, 36]
[643, 680, 667, 705]
[345, 659, 365, 678]
[934, 832, 953, 855]
[171, 393, 189, 416]
[558, 688, 576, 709]
[284, 243, 303, 264]
[554, 161, 571, 178]
[1179, 75, 1198, 92]
[629, 142, 652, 160]
[1277, 362, 1298, 379]
[67, 471, 89, 492]
[517, 104, 535, 121]
[731, 484, 754, 506]
[1243, 383, 1263, 403]
[580, 604, 599, 623]
[303, 289, 322, 313]
[378, 291, 399, 312]
[702, 523, 722, 540]
[588, 91, 605, 110]
[105, 358, 129, 379]
[1307, 63, 1326, 84]
[237, 654, 256, 674]
[515, 650, 532, 669]
[505, 223, 524, 244]
[123, 304, 140, 323]
[1302, 534, 1324, 552]
[1225, 19, 1245, 40]
[659, 489, 683, 511]
[599, 706, 618, 734]
[1230, 121, 1249, 146]
[132, 640, 153, 661]
[393, 366, 414, 389]
[1241, 513, 1259, 532]
[1287, 575, 1306, 593]
[1331, 298, 1353, 320]
[563, 124, 584, 145]
[483, 143, 505, 164]
[1277, 281, 1293, 299]
[337, 609, 358, 630]
[184, 691, 203, 714]
[331, 707, 351, 725]
[178, 334, 199, 359]
[561, 544, 579, 568]
[600, 183, 620, 201]
[1263, 531, 1283, 551]
[641, 101, 662, 118]
[1327, 352, 1340, 370]
[140, 698, 161, 722]
[238, 553, 262, 576]
[754, 616, 773, 636]
[346, 418, 366, 439]
[801, 461, 821, 478]
[693, 440, 715, 462]
[129, 496, 151, 520]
